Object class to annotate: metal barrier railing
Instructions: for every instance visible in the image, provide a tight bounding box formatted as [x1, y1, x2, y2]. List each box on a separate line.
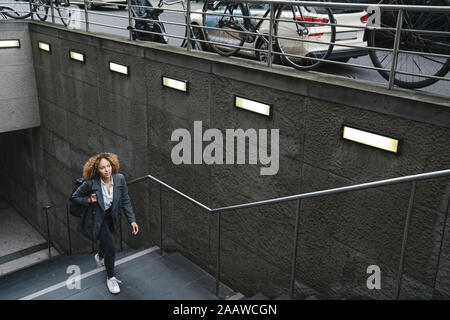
[1, 0, 449, 92]
[37, 168, 450, 299]
[127, 168, 450, 300]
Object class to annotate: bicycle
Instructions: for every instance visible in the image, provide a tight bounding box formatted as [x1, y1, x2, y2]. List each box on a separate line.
[0, 6, 16, 18]
[201, 0, 337, 70]
[367, 0, 450, 88]
[0, 0, 31, 18]
[31, 0, 72, 26]
[130, 0, 203, 50]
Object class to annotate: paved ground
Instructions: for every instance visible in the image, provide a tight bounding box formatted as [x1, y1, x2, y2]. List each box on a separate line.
[0, 246, 239, 300]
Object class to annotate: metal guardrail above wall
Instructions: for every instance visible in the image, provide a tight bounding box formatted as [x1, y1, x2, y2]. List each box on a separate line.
[1, 0, 449, 92]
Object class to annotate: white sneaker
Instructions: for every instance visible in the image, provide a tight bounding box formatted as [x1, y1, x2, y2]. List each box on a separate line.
[94, 253, 104, 268]
[107, 277, 122, 294]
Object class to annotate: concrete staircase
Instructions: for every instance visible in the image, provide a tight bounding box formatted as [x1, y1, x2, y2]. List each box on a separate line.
[0, 198, 59, 277]
[0, 246, 240, 300]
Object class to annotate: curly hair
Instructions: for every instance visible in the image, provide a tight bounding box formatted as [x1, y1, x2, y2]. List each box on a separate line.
[82, 152, 120, 180]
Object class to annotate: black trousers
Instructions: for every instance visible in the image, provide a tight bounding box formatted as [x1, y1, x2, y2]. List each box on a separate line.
[97, 208, 115, 278]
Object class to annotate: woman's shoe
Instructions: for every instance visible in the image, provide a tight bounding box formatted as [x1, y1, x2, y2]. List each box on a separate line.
[94, 253, 105, 268]
[107, 277, 122, 294]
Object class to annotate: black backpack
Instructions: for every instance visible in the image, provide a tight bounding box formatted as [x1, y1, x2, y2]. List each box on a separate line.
[68, 177, 87, 217]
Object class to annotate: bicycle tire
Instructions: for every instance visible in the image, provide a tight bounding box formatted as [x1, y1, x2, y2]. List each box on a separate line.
[368, 0, 450, 89]
[275, 4, 336, 71]
[2, 0, 31, 19]
[202, 0, 246, 57]
[0, 6, 16, 19]
[56, 0, 72, 26]
[31, 0, 49, 21]
[181, 24, 207, 51]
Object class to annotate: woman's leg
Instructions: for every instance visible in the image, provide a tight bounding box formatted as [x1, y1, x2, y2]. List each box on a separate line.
[97, 218, 116, 278]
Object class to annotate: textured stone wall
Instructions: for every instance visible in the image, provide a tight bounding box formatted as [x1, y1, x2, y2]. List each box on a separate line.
[0, 22, 40, 133]
[1, 21, 450, 299]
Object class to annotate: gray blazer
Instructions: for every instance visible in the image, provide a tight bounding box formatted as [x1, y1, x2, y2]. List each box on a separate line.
[71, 173, 136, 238]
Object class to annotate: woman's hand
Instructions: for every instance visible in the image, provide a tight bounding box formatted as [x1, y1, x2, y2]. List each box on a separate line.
[131, 222, 139, 235]
[87, 194, 97, 204]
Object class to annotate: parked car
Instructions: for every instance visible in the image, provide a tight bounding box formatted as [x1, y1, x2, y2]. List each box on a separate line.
[71, 0, 126, 10]
[190, 1, 369, 63]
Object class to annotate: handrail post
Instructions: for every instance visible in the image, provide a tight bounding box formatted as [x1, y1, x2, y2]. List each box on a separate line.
[388, 9, 403, 89]
[396, 180, 416, 300]
[186, 0, 192, 51]
[127, 0, 133, 41]
[50, 0, 55, 24]
[120, 215, 123, 251]
[66, 204, 72, 255]
[45, 207, 52, 258]
[289, 199, 301, 300]
[215, 210, 222, 298]
[159, 184, 163, 255]
[83, 0, 89, 32]
[267, 2, 275, 67]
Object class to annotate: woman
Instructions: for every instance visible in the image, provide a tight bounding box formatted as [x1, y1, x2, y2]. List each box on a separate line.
[71, 152, 139, 294]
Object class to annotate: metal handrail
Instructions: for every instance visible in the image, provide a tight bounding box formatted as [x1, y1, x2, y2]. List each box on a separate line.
[39, 168, 450, 298]
[126, 168, 450, 299]
[6, 0, 449, 90]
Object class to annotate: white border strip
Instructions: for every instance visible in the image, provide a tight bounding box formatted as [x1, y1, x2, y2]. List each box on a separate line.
[19, 246, 160, 300]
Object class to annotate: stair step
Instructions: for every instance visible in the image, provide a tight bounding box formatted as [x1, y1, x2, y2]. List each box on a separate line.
[0, 247, 59, 277]
[0, 246, 240, 300]
[248, 292, 270, 300]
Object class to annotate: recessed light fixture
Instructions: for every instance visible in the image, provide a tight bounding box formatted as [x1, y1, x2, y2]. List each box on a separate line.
[0, 39, 20, 49]
[38, 41, 51, 52]
[342, 125, 400, 153]
[234, 95, 273, 117]
[69, 50, 85, 63]
[162, 76, 188, 93]
[109, 62, 129, 75]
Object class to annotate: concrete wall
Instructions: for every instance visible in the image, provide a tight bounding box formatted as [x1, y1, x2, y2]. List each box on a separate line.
[1, 21, 450, 299]
[0, 22, 40, 133]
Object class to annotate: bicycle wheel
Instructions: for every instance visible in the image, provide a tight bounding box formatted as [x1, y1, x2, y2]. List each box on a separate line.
[31, 0, 49, 21]
[56, 0, 72, 26]
[0, 6, 15, 19]
[202, 0, 246, 57]
[2, 0, 31, 19]
[275, 4, 336, 71]
[368, 0, 450, 89]
[181, 24, 207, 51]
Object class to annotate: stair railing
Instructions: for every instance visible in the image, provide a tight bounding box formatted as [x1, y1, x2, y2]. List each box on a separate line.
[41, 168, 450, 300]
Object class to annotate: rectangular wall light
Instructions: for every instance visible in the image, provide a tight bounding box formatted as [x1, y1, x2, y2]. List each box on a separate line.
[38, 41, 51, 52]
[342, 125, 400, 154]
[234, 95, 273, 117]
[109, 62, 129, 75]
[69, 50, 85, 63]
[0, 39, 20, 49]
[162, 76, 188, 93]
